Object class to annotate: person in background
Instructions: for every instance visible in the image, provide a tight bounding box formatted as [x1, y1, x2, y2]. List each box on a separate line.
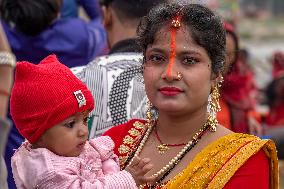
[263, 51, 284, 159]
[61, 0, 101, 19]
[0, 22, 16, 189]
[10, 55, 155, 189]
[0, 0, 106, 67]
[75, 0, 166, 137]
[217, 22, 259, 134]
[103, 2, 278, 188]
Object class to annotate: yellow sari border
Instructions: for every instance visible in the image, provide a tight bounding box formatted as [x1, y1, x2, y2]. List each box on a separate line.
[164, 133, 279, 189]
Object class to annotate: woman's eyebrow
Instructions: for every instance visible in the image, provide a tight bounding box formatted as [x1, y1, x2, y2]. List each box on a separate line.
[146, 47, 166, 54]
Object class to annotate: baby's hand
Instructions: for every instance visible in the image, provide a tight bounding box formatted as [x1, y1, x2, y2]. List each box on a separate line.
[125, 156, 156, 186]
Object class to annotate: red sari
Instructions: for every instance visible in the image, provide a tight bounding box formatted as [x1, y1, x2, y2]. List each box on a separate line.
[103, 119, 278, 188]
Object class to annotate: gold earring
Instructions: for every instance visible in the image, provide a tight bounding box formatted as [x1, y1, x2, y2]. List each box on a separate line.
[177, 72, 183, 81]
[207, 83, 221, 132]
[146, 100, 154, 124]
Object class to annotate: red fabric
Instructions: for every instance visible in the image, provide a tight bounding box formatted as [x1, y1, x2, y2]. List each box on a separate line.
[224, 22, 235, 34]
[217, 98, 232, 130]
[104, 120, 270, 188]
[223, 150, 270, 189]
[221, 59, 257, 133]
[103, 119, 145, 156]
[10, 55, 94, 143]
[222, 58, 256, 107]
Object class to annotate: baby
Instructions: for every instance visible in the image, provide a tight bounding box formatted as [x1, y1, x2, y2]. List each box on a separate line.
[10, 55, 155, 189]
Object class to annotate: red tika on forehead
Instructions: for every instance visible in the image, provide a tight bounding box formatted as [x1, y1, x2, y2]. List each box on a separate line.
[166, 16, 181, 77]
[166, 28, 177, 77]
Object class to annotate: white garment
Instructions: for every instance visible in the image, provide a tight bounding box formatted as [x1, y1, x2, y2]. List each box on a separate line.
[74, 53, 147, 138]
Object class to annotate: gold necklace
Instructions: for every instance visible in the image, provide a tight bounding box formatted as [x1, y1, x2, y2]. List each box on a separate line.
[154, 127, 187, 154]
[128, 118, 214, 187]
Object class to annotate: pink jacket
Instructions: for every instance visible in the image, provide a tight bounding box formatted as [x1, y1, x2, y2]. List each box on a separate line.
[12, 136, 137, 189]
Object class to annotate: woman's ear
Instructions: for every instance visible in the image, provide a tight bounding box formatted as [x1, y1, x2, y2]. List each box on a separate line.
[101, 5, 112, 29]
[211, 72, 223, 89]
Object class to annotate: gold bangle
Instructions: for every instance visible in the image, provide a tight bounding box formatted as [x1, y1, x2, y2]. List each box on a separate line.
[0, 52, 16, 67]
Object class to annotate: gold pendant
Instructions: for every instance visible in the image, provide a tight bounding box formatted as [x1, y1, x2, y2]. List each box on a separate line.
[157, 144, 169, 154]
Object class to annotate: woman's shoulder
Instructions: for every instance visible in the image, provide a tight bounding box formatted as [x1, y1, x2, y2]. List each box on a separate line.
[103, 119, 148, 165]
[103, 119, 147, 140]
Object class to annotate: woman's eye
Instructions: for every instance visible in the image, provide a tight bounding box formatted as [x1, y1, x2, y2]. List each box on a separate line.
[183, 57, 198, 65]
[147, 54, 165, 64]
[64, 121, 75, 128]
[83, 117, 90, 125]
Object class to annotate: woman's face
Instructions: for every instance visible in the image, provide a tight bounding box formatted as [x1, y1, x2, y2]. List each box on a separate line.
[143, 26, 216, 115]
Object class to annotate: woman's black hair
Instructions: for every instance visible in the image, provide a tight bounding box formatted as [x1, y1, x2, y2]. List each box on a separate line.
[137, 2, 226, 75]
[0, 0, 62, 36]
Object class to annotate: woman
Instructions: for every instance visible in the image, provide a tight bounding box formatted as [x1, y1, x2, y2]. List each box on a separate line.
[104, 2, 278, 188]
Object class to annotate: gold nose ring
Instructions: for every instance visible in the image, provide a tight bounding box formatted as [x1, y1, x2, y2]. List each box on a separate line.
[177, 72, 183, 81]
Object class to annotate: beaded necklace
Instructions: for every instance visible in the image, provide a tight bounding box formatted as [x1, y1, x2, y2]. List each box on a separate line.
[123, 119, 212, 189]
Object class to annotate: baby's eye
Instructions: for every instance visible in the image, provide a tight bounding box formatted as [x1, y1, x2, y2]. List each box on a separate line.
[183, 57, 199, 65]
[64, 121, 75, 128]
[83, 117, 90, 126]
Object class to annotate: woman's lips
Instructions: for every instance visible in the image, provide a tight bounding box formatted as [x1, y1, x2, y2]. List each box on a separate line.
[159, 87, 183, 96]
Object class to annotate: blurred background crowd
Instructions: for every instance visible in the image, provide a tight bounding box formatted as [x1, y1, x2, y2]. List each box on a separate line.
[0, 0, 284, 188]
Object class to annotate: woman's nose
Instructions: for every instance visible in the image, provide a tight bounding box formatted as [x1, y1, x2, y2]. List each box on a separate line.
[161, 61, 180, 81]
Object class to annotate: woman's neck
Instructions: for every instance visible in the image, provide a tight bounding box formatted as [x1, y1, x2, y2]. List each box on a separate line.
[155, 110, 208, 143]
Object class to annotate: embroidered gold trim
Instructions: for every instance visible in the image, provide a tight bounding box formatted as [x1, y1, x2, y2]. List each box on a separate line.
[117, 121, 147, 167]
[164, 133, 278, 189]
[134, 121, 145, 129]
[128, 128, 141, 136]
[123, 135, 135, 145]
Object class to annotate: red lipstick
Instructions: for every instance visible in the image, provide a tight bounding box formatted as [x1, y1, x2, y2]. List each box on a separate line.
[159, 87, 183, 96]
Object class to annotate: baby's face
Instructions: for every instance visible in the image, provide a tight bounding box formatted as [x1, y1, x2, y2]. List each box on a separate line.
[36, 111, 90, 157]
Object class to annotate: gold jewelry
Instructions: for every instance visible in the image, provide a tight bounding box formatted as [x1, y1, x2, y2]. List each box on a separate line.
[154, 127, 186, 154]
[0, 52, 16, 67]
[177, 71, 182, 81]
[171, 16, 181, 28]
[130, 116, 214, 187]
[207, 79, 222, 131]
[146, 100, 154, 123]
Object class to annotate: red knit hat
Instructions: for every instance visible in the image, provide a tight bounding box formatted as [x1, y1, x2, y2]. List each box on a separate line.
[10, 55, 94, 143]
